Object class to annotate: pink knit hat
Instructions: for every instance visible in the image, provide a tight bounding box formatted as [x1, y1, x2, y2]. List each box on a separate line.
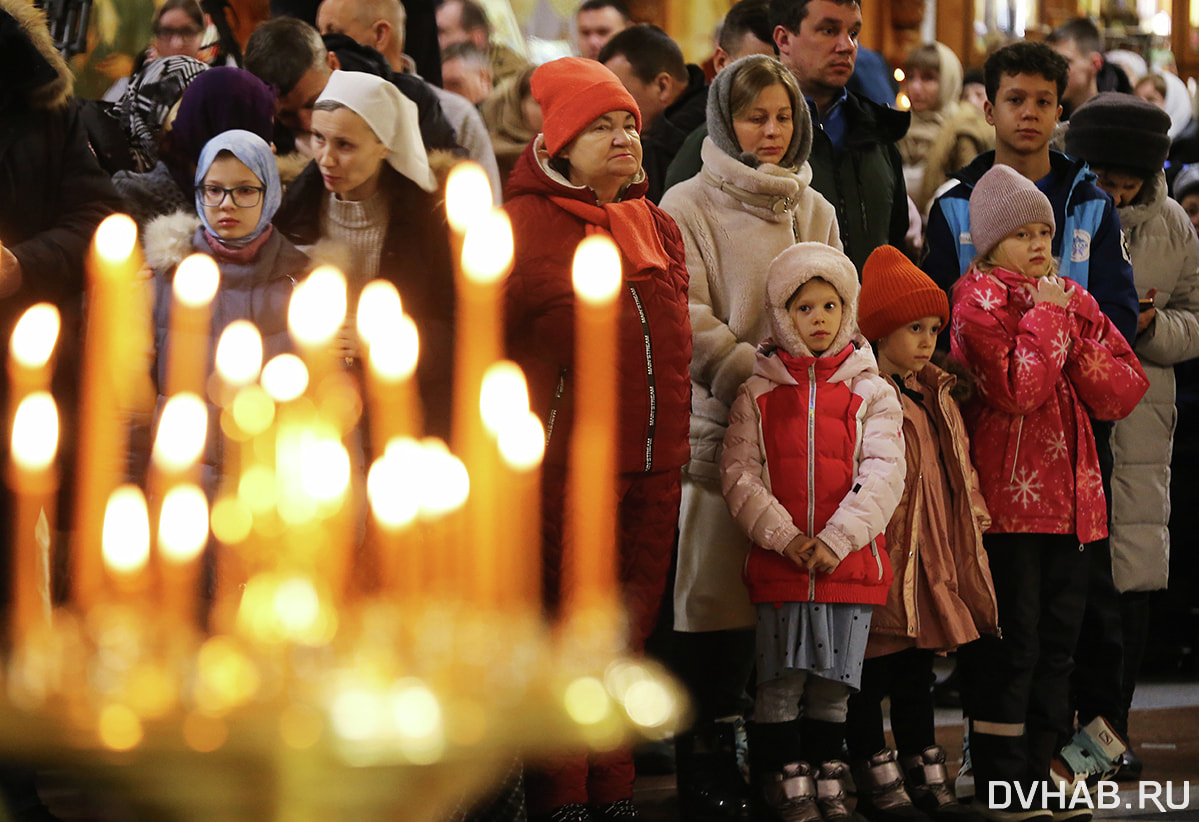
[968, 164, 1055, 259]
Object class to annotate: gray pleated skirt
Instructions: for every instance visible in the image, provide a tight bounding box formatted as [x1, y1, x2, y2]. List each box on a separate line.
[756, 602, 873, 690]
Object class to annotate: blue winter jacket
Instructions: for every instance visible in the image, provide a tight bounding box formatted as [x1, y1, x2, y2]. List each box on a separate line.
[922, 150, 1139, 343]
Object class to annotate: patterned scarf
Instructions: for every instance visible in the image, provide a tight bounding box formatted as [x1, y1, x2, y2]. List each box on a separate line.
[118, 55, 207, 172]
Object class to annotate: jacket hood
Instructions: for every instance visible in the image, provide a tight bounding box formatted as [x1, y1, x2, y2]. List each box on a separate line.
[707, 54, 812, 171]
[1117, 170, 1167, 230]
[505, 134, 648, 203]
[0, 0, 72, 109]
[932, 43, 963, 112]
[765, 242, 860, 358]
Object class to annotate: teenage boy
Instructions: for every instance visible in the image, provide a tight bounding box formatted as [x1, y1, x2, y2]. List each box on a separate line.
[922, 41, 1138, 342]
[922, 41, 1139, 822]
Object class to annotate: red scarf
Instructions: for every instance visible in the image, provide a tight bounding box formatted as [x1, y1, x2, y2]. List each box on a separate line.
[547, 196, 672, 282]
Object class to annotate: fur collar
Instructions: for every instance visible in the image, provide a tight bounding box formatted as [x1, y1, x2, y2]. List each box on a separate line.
[144, 211, 202, 272]
[699, 137, 811, 223]
[1, 0, 72, 109]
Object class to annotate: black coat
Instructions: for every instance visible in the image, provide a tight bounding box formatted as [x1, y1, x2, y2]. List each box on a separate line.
[273, 162, 457, 437]
[641, 64, 709, 204]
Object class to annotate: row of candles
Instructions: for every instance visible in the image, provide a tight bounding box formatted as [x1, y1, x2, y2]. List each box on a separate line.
[5, 163, 625, 660]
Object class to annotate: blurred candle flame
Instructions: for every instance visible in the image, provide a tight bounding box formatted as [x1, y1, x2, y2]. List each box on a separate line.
[572, 235, 622, 304]
[11, 304, 60, 369]
[444, 162, 493, 234]
[262, 355, 309, 403]
[159, 484, 209, 563]
[215, 321, 264, 387]
[479, 361, 528, 436]
[152, 393, 208, 472]
[174, 254, 220, 307]
[102, 485, 150, 575]
[461, 209, 514, 285]
[497, 410, 545, 472]
[11, 392, 58, 471]
[358, 282, 419, 381]
[94, 214, 138, 267]
[289, 266, 347, 347]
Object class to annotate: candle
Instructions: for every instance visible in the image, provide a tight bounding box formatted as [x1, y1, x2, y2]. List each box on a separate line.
[479, 361, 530, 607]
[417, 438, 469, 602]
[496, 409, 544, 612]
[357, 281, 421, 451]
[8, 392, 58, 645]
[165, 254, 220, 399]
[288, 265, 347, 397]
[365, 438, 422, 599]
[101, 485, 151, 596]
[567, 235, 621, 618]
[452, 208, 513, 606]
[74, 214, 142, 612]
[148, 392, 208, 626]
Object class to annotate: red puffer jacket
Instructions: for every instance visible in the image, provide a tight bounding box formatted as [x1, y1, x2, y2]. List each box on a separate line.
[503, 140, 691, 475]
[950, 266, 1148, 543]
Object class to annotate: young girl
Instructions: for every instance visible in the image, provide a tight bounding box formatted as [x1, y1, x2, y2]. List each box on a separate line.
[949, 165, 1147, 821]
[143, 129, 306, 480]
[847, 245, 998, 822]
[720, 242, 905, 822]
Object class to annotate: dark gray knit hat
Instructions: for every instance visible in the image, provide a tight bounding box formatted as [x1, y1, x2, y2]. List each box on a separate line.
[707, 54, 811, 170]
[969, 165, 1055, 259]
[1064, 92, 1172, 178]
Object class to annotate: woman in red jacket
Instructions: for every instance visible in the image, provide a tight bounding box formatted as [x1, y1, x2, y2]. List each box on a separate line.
[503, 57, 692, 822]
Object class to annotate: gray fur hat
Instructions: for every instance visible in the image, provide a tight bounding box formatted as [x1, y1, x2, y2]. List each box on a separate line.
[707, 54, 811, 170]
[1175, 163, 1199, 200]
[766, 242, 860, 358]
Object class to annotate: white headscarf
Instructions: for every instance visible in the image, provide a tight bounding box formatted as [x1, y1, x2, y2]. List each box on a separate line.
[1162, 70, 1194, 140]
[316, 70, 436, 192]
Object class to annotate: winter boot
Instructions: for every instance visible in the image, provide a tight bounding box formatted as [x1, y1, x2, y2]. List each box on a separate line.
[758, 762, 825, 822]
[816, 760, 868, 822]
[901, 746, 984, 822]
[1049, 716, 1125, 796]
[1114, 748, 1142, 782]
[853, 749, 930, 822]
[675, 717, 751, 822]
[955, 725, 973, 803]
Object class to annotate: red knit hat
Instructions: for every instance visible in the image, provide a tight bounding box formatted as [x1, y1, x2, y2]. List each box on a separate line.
[531, 57, 642, 156]
[858, 245, 949, 342]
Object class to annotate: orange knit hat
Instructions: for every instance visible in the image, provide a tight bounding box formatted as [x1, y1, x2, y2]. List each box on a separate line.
[531, 57, 642, 156]
[858, 245, 949, 342]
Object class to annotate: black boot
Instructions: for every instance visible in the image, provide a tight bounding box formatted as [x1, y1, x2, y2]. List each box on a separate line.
[675, 717, 751, 822]
[853, 749, 931, 822]
[747, 720, 819, 822]
[901, 746, 985, 822]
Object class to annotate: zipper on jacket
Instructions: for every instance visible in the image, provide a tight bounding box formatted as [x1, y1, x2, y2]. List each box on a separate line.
[545, 368, 568, 447]
[627, 284, 657, 472]
[807, 364, 817, 602]
[870, 537, 883, 581]
[1009, 417, 1024, 483]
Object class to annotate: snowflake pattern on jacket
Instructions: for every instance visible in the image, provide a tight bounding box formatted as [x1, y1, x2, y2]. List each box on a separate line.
[949, 266, 1148, 543]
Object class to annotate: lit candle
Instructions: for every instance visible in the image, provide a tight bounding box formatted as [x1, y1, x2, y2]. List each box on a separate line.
[165, 254, 220, 399]
[74, 215, 142, 612]
[480, 361, 530, 608]
[288, 265, 347, 397]
[366, 438, 422, 599]
[496, 409, 544, 612]
[101, 485, 151, 596]
[148, 392, 208, 626]
[7, 305, 61, 644]
[417, 438, 469, 602]
[357, 280, 421, 450]
[453, 208, 513, 606]
[568, 235, 621, 618]
[8, 392, 58, 645]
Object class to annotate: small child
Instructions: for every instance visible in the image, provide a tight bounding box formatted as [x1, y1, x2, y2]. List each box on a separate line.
[720, 242, 906, 822]
[949, 165, 1148, 821]
[846, 245, 999, 822]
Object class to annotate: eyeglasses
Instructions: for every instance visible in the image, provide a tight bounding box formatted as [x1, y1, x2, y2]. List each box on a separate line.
[196, 184, 266, 208]
[155, 25, 204, 41]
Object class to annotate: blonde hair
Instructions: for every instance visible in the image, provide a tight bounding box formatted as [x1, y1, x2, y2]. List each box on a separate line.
[974, 239, 1059, 276]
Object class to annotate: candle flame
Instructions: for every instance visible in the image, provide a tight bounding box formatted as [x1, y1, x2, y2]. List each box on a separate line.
[11, 304, 60, 369]
[230, 385, 276, 437]
[461, 208, 513, 285]
[261, 354, 309, 403]
[444, 162, 493, 233]
[358, 282, 419, 381]
[572, 235, 622, 304]
[215, 321, 263, 387]
[159, 484, 209, 563]
[102, 485, 150, 575]
[357, 280, 402, 344]
[367, 439, 422, 529]
[418, 439, 469, 517]
[497, 410, 545, 472]
[300, 436, 351, 504]
[174, 254, 220, 308]
[11, 392, 58, 471]
[479, 360, 528, 436]
[289, 266, 347, 347]
[94, 214, 138, 266]
[152, 393, 208, 472]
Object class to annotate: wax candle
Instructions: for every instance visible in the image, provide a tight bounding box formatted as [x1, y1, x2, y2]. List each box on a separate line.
[8, 392, 58, 645]
[165, 254, 220, 399]
[74, 215, 141, 612]
[288, 265, 347, 397]
[365, 438, 422, 598]
[101, 485, 151, 596]
[496, 409, 544, 612]
[357, 281, 420, 450]
[567, 235, 621, 617]
[479, 361, 530, 608]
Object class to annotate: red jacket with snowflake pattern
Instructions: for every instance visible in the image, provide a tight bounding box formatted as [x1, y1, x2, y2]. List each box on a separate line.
[949, 266, 1148, 543]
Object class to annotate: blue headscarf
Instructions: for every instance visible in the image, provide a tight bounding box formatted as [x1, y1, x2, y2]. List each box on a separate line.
[194, 129, 281, 247]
